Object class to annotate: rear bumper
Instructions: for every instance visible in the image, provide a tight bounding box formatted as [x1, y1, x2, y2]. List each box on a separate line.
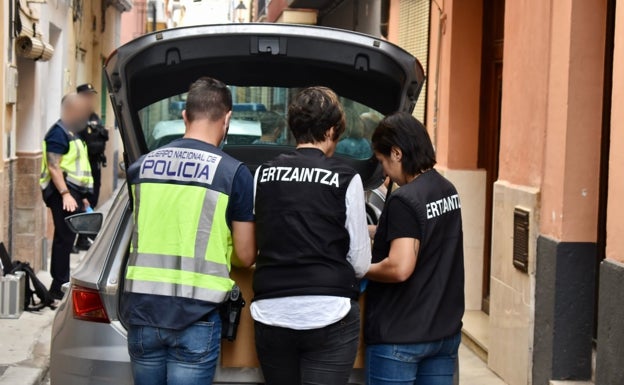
[50, 296, 132, 384]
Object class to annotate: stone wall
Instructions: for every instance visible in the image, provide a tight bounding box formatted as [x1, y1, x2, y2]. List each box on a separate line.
[13, 152, 45, 270]
[0, 160, 14, 255]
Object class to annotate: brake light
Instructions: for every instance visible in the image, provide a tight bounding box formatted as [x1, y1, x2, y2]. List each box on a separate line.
[72, 285, 110, 323]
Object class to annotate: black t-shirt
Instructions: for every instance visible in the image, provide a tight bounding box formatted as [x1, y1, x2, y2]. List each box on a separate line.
[365, 169, 465, 344]
[372, 198, 423, 252]
[44, 122, 71, 155]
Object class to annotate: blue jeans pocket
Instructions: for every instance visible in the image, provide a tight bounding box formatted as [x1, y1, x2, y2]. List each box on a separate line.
[173, 320, 220, 364]
[127, 326, 145, 358]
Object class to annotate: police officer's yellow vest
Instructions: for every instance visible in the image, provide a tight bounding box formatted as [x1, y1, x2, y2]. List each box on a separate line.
[40, 129, 94, 192]
[124, 142, 241, 304]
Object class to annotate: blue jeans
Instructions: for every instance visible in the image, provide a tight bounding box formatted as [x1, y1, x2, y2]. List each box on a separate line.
[366, 332, 461, 385]
[127, 311, 221, 385]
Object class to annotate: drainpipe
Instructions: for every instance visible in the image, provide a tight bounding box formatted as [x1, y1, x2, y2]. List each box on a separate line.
[431, 0, 446, 148]
[150, 1, 157, 32]
[380, 0, 389, 38]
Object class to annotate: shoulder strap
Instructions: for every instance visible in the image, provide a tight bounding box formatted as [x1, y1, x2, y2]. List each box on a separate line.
[10, 262, 57, 311]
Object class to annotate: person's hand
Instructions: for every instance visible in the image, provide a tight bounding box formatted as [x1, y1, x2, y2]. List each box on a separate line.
[368, 225, 377, 239]
[62, 193, 78, 212]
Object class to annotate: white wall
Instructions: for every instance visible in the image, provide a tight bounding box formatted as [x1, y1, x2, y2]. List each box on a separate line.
[16, 1, 70, 152]
[44, 24, 64, 130]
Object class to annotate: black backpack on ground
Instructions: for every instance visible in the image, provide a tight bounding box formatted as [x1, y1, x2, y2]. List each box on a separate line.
[9, 261, 56, 312]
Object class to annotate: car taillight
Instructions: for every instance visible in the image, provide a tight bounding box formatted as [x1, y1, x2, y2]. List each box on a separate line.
[72, 285, 110, 323]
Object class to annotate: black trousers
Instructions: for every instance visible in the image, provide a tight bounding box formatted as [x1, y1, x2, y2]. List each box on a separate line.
[76, 159, 101, 247]
[87, 159, 102, 208]
[48, 190, 83, 291]
[254, 300, 360, 385]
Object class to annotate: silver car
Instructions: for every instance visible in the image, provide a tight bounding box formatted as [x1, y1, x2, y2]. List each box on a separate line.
[50, 23, 424, 384]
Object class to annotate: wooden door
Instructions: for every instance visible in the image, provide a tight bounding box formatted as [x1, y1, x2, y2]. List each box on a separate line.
[478, 0, 505, 314]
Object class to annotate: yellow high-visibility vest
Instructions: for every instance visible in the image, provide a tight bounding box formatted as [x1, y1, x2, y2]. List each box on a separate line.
[40, 126, 93, 192]
[124, 142, 242, 304]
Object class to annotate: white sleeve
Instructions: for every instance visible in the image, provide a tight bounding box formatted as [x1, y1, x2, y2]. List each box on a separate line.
[253, 166, 262, 215]
[345, 174, 371, 278]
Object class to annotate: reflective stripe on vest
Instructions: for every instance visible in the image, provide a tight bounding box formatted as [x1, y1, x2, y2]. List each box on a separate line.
[40, 136, 94, 191]
[125, 181, 235, 304]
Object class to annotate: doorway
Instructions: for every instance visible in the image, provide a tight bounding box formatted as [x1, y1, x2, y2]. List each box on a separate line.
[595, 0, 616, 341]
[477, 0, 505, 314]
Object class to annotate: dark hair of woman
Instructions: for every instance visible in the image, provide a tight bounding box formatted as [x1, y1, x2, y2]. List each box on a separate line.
[288, 86, 346, 144]
[372, 112, 436, 176]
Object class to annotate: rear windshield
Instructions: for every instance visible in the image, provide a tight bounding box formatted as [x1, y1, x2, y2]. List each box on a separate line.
[139, 86, 384, 160]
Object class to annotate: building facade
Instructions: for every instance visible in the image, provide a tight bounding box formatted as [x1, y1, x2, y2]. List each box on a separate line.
[398, 1, 621, 384]
[258, 1, 622, 384]
[1, 0, 130, 272]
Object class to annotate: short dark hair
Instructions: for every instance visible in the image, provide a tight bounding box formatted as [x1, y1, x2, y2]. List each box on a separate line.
[372, 112, 436, 175]
[287, 87, 346, 144]
[185, 77, 232, 122]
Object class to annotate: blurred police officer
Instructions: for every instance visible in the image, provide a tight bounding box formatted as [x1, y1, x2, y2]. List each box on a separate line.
[252, 86, 370, 385]
[75, 83, 108, 250]
[121, 77, 256, 385]
[40, 93, 93, 300]
[76, 83, 108, 208]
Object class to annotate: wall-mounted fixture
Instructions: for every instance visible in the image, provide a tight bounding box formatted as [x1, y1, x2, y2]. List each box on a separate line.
[15, 35, 54, 61]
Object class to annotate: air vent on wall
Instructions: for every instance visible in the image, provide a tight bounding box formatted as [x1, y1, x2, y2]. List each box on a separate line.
[513, 207, 529, 273]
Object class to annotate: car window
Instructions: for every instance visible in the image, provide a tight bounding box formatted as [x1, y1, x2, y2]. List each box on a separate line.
[138, 86, 384, 160]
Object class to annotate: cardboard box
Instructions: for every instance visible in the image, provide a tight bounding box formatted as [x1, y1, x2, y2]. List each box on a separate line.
[220, 267, 366, 368]
[221, 267, 260, 368]
[0, 271, 25, 319]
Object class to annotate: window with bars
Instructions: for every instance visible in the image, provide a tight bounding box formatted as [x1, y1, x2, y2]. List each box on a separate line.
[398, 0, 430, 123]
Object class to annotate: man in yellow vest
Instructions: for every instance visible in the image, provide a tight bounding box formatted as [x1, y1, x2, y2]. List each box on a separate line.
[121, 77, 256, 385]
[40, 93, 94, 300]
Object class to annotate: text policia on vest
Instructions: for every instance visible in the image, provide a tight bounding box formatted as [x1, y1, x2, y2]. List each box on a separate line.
[425, 194, 461, 220]
[259, 166, 341, 188]
[139, 147, 222, 184]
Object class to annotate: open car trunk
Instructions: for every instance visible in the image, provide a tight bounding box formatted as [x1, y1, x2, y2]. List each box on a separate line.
[104, 23, 425, 379]
[104, 23, 424, 188]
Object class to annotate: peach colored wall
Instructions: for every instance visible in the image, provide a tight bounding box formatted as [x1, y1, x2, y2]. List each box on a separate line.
[121, 0, 147, 46]
[428, 0, 482, 169]
[606, 1, 624, 263]
[539, 0, 605, 242]
[386, 0, 400, 43]
[497, 0, 551, 187]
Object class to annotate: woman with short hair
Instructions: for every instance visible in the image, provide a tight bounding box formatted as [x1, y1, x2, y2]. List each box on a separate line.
[365, 112, 465, 385]
[252, 86, 371, 385]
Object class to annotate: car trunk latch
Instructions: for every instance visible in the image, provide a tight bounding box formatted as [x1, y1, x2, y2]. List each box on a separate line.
[252, 37, 285, 56]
